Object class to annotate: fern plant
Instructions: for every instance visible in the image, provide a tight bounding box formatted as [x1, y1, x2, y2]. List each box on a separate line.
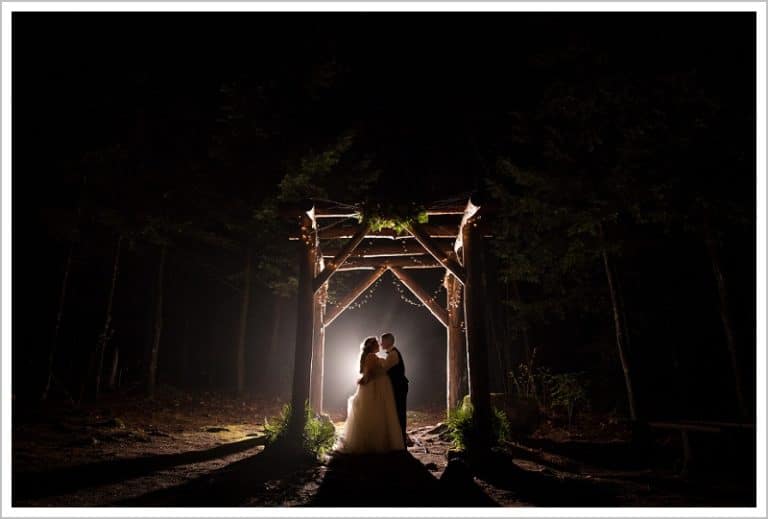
[304, 412, 336, 458]
[263, 403, 292, 443]
[263, 402, 336, 459]
[447, 396, 510, 451]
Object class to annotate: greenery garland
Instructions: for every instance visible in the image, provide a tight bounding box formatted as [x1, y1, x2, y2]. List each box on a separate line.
[356, 201, 429, 234]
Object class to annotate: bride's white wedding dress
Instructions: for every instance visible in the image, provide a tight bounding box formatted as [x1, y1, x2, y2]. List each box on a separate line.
[337, 353, 405, 453]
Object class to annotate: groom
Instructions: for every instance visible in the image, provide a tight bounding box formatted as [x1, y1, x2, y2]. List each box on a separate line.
[380, 332, 409, 447]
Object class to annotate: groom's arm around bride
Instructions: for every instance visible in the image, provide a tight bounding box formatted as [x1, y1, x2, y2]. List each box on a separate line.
[380, 347, 400, 371]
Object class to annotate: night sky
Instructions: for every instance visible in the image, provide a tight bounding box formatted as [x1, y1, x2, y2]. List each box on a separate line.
[12, 12, 756, 417]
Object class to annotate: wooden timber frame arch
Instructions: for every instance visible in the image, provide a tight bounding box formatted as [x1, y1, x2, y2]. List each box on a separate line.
[283, 194, 494, 445]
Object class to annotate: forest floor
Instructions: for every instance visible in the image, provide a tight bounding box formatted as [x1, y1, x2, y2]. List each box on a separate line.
[12, 388, 755, 507]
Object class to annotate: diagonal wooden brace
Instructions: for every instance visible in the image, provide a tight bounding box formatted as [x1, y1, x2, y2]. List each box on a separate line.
[313, 222, 371, 292]
[323, 265, 388, 327]
[407, 222, 466, 285]
[389, 266, 448, 328]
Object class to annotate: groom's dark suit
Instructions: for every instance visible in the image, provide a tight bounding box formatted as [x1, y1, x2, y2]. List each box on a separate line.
[384, 347, 408, 446]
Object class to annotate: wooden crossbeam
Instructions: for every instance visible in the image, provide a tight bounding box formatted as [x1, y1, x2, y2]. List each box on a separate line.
[424, 204, 467, 216]
[337, 257, 442, 271]
[290, 224, 460, 241]
[407, 222, 466, 284]
[283, 200, 490, 220]
[311, 202, 468, 219]
[389, 267, 448, 328]
[323, 266, 388, 327]
[313, 223, 370, 292]
[321, 241, 453, 259]
[313, 210, 359, 219]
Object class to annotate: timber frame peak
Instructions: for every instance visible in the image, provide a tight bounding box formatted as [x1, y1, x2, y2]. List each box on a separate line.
[285, 194, 495, 445]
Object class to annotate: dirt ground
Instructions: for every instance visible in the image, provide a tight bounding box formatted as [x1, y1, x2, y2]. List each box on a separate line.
[12, 390, 755, 507]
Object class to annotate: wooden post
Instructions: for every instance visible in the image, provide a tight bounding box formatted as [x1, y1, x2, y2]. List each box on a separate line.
[310, 261, 327, 414]
[445, 273, 467, 415]
[462, 209, 493, 446]
[288, 209, 317, 439]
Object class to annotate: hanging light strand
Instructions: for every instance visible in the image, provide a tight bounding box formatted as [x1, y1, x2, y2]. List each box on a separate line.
[346, 275, 384, 310]
[390, 276, 445, 308]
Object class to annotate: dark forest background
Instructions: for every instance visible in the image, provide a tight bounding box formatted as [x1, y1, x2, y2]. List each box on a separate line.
[12, 12, 756, 421]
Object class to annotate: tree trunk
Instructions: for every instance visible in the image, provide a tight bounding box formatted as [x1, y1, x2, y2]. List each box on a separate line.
[482, 244, 507, 395]
[600, 227, 638, 422]
[107, 345, 119, 391]
[42, 241, 75, 401]
[43, 175, 86, 401]
[614, 269, 634, 358]
[236, 246, 253, 395]
[704, 228, 748, 421]
[95, 234, 123, 396]
[180, 315, 190, 387]
[269, 298, 285, 358]
[510, 280, 533, 364]
[268, 296, 286, 396]
[147, 243, 168, 399]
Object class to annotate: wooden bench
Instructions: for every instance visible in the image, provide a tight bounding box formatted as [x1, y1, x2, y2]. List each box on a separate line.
[647, 420, 755, 477]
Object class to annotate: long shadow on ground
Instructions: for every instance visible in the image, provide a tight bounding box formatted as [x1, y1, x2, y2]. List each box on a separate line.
[515, 434, 755, 506]
[113, 446, 316, 506]
[470, 450, 622, 506]
[13, 436, 265, 502]
[515, 437, 659, 470]
[310, 451, 498, 507]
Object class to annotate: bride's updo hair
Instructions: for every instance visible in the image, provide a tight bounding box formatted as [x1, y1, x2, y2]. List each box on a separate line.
[359, 336, 378, 373]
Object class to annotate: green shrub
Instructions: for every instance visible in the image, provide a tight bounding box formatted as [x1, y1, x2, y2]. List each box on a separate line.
[495, 407, 511, 443]
[263, 402, 337, 459]
[447, 395, 510, 451]
[263, 403, 290, 443]
[304, 411, 336, 458]
[508, 359, 539, 402]
[540, 371, 588, 429]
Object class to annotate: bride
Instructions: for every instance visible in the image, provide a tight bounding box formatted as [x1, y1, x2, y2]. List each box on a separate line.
[336, 336, 405, 453]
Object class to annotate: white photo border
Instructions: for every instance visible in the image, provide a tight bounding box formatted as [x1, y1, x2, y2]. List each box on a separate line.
[1, 1, 765, 518]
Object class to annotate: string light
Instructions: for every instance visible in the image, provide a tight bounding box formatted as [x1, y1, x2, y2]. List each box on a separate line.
[447, 280, 463, 310]
[345, 275, 384, 310]
[389, 276, 445, 308]
[324, 269, 447, 314]
[309, 196, 476, 321]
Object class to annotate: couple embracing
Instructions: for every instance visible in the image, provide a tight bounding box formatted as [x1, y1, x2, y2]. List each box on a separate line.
[337, 333, 410, 454]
